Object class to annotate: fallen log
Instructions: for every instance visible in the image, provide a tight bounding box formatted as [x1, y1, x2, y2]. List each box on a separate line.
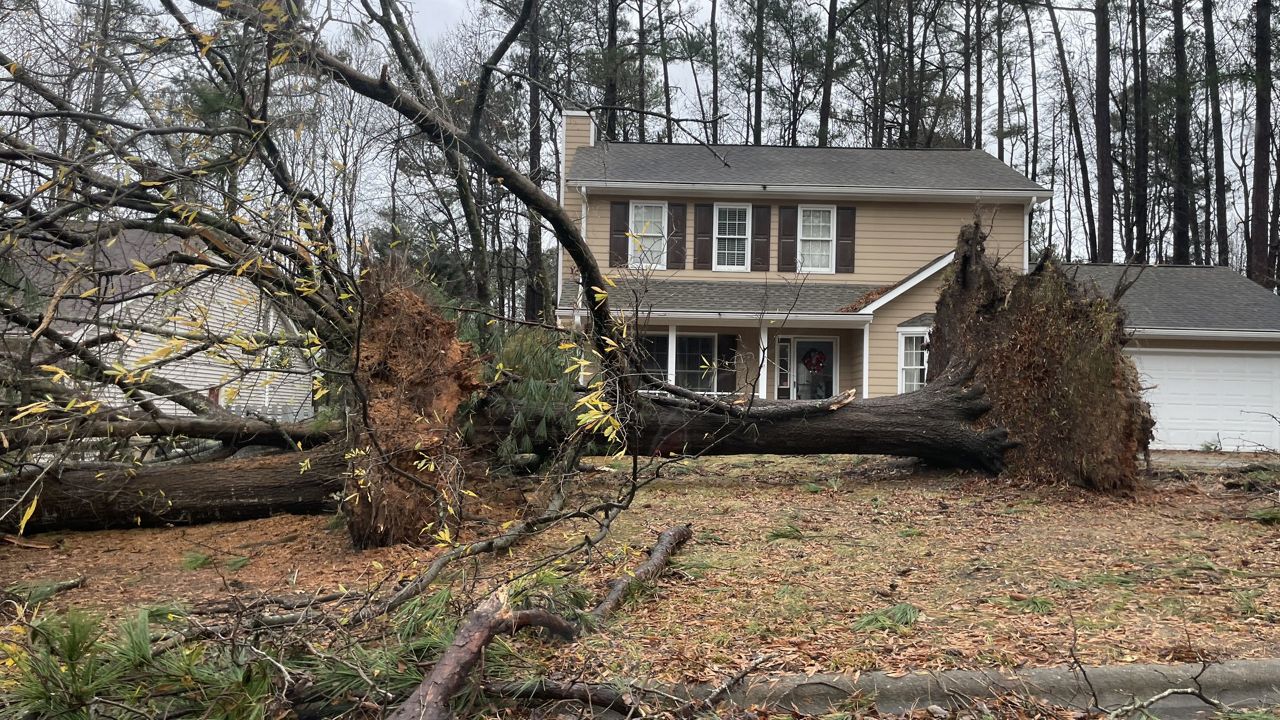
[1, 447, 345, 534]
[389, 525, 691, 720]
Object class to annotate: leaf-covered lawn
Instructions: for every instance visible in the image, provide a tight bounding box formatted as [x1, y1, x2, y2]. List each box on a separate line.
[506, 455, 1280, 684]
[4, 454, 1276, 688]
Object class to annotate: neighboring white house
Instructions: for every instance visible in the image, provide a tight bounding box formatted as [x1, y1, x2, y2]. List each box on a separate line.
[3, 230, 315, 422]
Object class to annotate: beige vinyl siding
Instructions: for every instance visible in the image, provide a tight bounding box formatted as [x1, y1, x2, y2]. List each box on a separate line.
[86, 276, 314, 420]
[563, 196, 1024, 289]
[864, 272, 946, 398]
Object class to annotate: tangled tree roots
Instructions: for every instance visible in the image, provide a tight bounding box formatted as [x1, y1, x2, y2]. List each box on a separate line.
[929, 220, 1153, 491]
[345, 276, 482, 548]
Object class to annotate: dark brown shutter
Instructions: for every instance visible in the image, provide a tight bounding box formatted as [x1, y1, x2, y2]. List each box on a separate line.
[608, 201, 629, 267]
[778, 205, 798, 272]
[835, 206, 856, 273]
[716, 333, 738, 392]
[693, 203, 713, 270]
[666, 202, 687, 269]
[750, 205, 771, 272]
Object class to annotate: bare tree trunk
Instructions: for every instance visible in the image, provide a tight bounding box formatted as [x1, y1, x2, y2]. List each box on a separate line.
[1047, 1, 1098, 260]
[1133, 0, 1151, 263]
[1024, 2, 1039, 179]
[752, 0, 765, 145]
[1171, 0, 1194, 265]
[657, 0, 673, 141]
[636, 0, 647, 142]
[1204, 0, 1230, 266]
[818, 0, 839, 147]
[996, 0, 1005, 161]
[710, 0, 719, 144]
[1249, 0, 1273, 284]
[1096, 0, 1115, 262]
[524, 0, 545, 322]
[604, 0, 620, 140]
[963, 0, 973, 147]
[974, 0, 984, 149]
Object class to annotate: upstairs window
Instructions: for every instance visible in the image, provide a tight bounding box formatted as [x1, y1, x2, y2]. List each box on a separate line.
[899, 333, 928, 393]
[629, 202, 667, 269]
[798, 206, 835, 273]
[714, 204, 750, 271]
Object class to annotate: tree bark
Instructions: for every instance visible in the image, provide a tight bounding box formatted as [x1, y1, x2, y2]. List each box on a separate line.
[752, 0, 765, 145]
[1047, 1, 1098, 260]
[818, 0, 838, 147]
[1132, 0, 1151, 263]
[710, 0, 719, 144]
[2, 448, 345, 534]
[1249, 0, 1272, 285]
[524, 0, 545, 322]
[1171, 0, 1194, 265]
[1204, 0, 1230, 266]
[604, 0, 620, 140]
[1096, 0, 1115, 262]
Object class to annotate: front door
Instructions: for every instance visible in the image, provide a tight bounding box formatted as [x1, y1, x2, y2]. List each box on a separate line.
[777, 337, 836, 400]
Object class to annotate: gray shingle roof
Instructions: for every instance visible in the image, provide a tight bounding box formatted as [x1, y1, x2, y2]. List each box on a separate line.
[1067, 263, 1280, 332]
[900, 313, 936, 328]
[593, 278, 878, 315]
[569, 142, 1047, 194]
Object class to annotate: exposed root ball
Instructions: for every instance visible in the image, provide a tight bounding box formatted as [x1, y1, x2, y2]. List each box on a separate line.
[929, 221, 1152, 491]
[345, 274, 483, 548]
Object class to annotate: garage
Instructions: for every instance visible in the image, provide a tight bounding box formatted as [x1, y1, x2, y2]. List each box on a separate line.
[1128, 350, 1280, 451]
[1070, 263, 1280, 452]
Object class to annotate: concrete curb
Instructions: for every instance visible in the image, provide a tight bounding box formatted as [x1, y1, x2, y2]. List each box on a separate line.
[726, 659, 1280, 718]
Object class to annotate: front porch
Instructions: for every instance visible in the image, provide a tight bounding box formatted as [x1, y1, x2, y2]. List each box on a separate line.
[635, 320, 866, 401]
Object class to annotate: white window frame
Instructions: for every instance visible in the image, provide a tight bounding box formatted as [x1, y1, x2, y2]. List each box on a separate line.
[897, 328, 930, 393]
[797, 204, 837, 274]
[628, 200, 668, 270]
[774, 335, 840, 399]
[673, 332, 719, 393]
[712, 203, 752, 272]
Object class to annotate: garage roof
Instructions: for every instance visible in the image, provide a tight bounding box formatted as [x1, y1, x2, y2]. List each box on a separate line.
[1067, 264, 1280, 332]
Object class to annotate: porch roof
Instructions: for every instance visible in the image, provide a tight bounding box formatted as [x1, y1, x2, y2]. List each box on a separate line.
[585, 278, 879, 317]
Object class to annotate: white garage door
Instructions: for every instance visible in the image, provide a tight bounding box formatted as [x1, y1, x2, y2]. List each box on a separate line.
[1129, 350, 1280, 451]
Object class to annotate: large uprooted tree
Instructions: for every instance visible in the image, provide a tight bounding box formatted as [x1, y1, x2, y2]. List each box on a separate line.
[0, 0, 1157, 715]
[0, 0, 1153, 544]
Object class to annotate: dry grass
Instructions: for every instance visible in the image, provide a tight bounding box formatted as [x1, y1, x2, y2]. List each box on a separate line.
[3, 454, 1277, 689]
[504, 455, 1280, 683]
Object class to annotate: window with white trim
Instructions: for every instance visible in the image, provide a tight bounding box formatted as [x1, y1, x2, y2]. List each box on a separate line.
[714, 204, 750, 271]
[628, 202, 667, 269]
[900, 333, 928, 393]
[798, 206, 835, 273]
[675, 334, 717, 392]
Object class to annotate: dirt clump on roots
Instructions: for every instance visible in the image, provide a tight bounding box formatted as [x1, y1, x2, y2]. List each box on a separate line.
[928, 219, 1153, 492]
[345, 275, 484, 548]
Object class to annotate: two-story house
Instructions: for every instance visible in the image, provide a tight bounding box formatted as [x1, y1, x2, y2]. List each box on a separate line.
[554, 109, 1044, 403]
[554, 110, 1280, 452]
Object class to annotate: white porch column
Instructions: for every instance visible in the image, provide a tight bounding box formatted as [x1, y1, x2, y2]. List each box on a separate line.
[861, 323, 871, 399]
[666, 325, 677, 386]
[756, 324, 768, 399]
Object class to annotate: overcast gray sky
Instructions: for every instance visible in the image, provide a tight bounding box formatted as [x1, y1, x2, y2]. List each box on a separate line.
[410, 0, 471, 43]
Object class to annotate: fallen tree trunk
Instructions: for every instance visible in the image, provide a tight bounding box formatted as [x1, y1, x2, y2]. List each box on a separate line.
[389, 526, 691, 720]
[1, 448, 345, 534]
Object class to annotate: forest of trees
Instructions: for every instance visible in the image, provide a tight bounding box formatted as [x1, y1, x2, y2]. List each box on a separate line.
[411, 0, 1279, 311]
